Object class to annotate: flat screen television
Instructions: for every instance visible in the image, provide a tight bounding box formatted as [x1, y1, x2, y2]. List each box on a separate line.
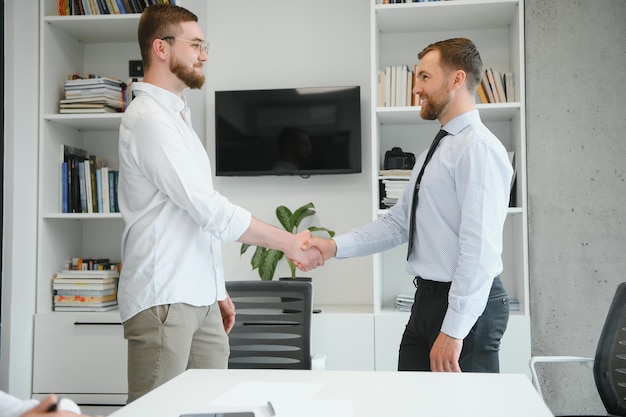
[215, 86, 361, 176]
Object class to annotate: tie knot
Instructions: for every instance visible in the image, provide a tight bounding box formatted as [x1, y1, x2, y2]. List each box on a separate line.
[434, 129, 448, 142]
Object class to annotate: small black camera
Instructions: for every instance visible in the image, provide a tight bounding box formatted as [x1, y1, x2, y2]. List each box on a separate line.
[384, 147, 416, 170]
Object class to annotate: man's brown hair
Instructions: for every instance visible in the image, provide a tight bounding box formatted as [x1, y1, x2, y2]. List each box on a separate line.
[418, 38, 483, 92]
[138, 4, 198, 68]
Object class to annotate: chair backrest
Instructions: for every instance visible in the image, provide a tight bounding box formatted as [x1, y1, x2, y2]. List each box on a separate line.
[593, 282, 626, 416]
[226, 280, 313, 370]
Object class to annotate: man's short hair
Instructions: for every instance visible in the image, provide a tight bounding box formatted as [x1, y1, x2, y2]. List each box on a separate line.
[138, 4, 198, 68]
[418, 38, 483, 92]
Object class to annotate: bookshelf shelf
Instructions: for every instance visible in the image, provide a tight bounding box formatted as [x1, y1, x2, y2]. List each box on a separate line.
[376, 103, 520, 125]
[43, 212, 123, 220]
[374, 0, 519, 33]
[44, 113, 123, 130]
[43, 14, 140, 42]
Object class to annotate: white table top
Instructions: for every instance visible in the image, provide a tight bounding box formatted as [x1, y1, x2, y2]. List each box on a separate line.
[108, 369, 553, 417]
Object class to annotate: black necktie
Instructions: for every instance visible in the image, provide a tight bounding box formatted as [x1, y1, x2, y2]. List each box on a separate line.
[407, 129, 448, 260]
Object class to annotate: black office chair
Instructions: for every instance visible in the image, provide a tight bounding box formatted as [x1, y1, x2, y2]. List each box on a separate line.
[530, 282, 626, 416]
[226, 280, 324, 370]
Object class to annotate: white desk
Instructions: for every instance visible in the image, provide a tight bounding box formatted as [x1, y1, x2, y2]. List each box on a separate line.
[108, 369, 553, 417]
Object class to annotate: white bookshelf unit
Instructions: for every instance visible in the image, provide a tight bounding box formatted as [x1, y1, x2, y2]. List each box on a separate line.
[33, 2, 139, 412]
[369, 0, 530, 374]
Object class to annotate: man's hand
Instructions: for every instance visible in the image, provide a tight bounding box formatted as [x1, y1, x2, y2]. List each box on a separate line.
[23, 394, 98, 417]
[301, 236, 337, 261]
[238, 218, 325, 273]
[285, 230, 325, 272]
[218, 295, 236, 334]
[430, 332, 463, 372]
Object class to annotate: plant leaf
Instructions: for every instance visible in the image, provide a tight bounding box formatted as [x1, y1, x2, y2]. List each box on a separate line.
[240, 243, 251, 255]
[276, 206, 294, 232]
[258, 249, 284, 281]
[250, 246, 267, 270]
[292, 202, 316, 231]
[308, 226, 335, 238]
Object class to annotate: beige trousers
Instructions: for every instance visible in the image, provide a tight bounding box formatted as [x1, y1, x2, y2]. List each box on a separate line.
[123, 302, 229, 403]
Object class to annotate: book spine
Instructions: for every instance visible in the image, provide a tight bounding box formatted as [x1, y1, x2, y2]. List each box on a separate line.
[58, 0, 67, 15]
[89, 156, 98, 212]
[61, 162, 69, 213]
[96, 169, 103, 213]
[83, 158, 93, 213]
[70, 158, 81, 213]
[481, 72, 496, 103]
[80, 0, 91, 14]
[102, 167, 110, 213]
[107, 0, 120, 14]
[485, 68, 500, 103]
[115, 0, 127, 13]
[108, 170, 116, 213]
[412, 64, 419, 106]
[78, 161, 87, 213]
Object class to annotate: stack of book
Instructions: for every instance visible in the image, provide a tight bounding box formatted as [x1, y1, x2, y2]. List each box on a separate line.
[379, 169, 412, 208]
[60, 76, 126, 114]
[52, 269, 119, 312]
[395, 294, 414, 312]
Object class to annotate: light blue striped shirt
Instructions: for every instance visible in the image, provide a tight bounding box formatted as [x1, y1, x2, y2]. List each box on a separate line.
[335, 110, 513, 339]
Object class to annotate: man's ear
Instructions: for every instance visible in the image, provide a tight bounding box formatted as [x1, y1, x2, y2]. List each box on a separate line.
[152, 38, 169, 61]
[451, 69, 467, 91]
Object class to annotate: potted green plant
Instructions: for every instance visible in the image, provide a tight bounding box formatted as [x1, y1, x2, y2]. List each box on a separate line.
[240, 202, 335, 281]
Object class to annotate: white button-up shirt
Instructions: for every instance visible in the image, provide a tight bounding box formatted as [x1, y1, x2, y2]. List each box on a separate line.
[335, 110, 513, 339]
[117, 82, 251, 322]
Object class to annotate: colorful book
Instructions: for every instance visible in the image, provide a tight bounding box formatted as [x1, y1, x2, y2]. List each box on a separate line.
[54, 304, 118, 312]
[54, 293, 117, 304]
[55, 269, 119, 279]
[52, 282, 117, 291]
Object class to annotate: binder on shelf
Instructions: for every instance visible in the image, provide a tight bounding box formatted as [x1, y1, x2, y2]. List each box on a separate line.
[60, 144, 88, 213]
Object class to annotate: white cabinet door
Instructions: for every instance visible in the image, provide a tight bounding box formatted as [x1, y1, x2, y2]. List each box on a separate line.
[374, 313, 408, 371]
[312, 309, 375, 371]
[33, 312, 127, 395]
[499, 314, 531, 376]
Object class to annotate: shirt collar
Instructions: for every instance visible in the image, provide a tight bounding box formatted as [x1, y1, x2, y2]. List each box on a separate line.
[131, 81, 187, 114]
[441, 109, 480, 136]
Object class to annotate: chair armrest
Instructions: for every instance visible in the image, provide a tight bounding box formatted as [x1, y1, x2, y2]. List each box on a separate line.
[529, 355, 594, 399]
[311, 354, 327, 371]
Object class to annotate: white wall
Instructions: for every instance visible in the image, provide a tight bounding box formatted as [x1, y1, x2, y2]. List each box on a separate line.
[525, 1, 626, 414]
[204, 1, 374, 307]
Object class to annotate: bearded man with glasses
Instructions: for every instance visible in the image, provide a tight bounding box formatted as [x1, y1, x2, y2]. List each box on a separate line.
[117, 4, 324, 403]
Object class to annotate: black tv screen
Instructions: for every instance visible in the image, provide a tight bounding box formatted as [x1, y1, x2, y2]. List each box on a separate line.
[215, 86, 361, 176]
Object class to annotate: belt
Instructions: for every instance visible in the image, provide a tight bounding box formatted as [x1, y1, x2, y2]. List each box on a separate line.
[413, 276, 452, 289]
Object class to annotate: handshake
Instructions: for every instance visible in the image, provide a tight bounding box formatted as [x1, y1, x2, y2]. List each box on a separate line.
[287, 230, 337, 273]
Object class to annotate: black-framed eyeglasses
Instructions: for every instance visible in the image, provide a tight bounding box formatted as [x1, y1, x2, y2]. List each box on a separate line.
[160, 36, 210, 55]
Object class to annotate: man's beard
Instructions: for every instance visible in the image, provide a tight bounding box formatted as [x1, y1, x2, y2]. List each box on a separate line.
[170, 59, 205, 89]
[420, 86, 451, 121]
